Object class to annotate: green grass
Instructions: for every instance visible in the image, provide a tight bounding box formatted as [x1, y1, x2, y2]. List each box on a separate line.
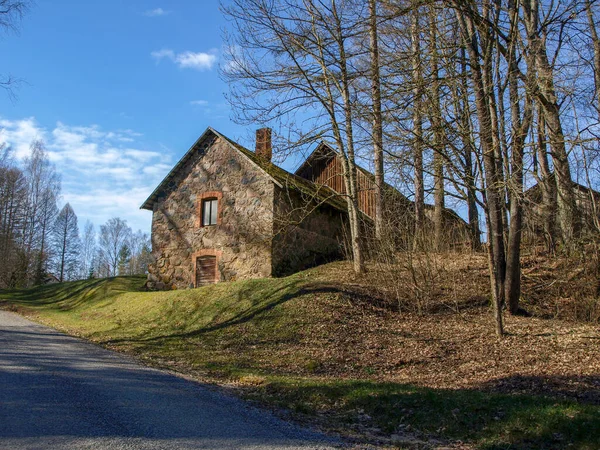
[2, 272, 599, 449]
[244, 378, 599, 449]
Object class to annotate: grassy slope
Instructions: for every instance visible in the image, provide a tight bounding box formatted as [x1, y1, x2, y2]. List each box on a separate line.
[1, 263, 599, 449]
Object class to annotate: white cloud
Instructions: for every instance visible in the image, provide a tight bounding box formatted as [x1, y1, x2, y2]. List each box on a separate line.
[144, 8, 170, 17]
[124, 148, 163, 162]
[151, 48, 217, 71]
[65, 187, 156, 232]
[176, 51, 217, 70]
[221, 44, 247, 76]
[143, 163, 172, 176]
[0, 117, 46, 159]
[190, 100, 209, 106]
[0, 117, 172, 232]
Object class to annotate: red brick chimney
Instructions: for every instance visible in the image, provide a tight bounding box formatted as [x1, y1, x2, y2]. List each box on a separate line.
[255, 127, 272, 161]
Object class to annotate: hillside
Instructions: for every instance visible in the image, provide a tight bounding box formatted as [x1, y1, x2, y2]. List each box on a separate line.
[1, 255, 599, 449]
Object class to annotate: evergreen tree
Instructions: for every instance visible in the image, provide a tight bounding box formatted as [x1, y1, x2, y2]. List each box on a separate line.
[117, 244, 131, 275]
[51, 203, 80, 282]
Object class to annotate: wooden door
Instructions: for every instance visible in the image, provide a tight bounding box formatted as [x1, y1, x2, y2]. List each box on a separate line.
[195, 256, 217, 287]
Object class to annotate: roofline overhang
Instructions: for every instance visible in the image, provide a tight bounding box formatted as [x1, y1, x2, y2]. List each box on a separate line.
[139, 126, 283, 211]
[293, 141, 337, 176]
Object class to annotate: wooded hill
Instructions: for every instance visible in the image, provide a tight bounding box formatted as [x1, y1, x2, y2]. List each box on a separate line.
[222, 0, 600, 335]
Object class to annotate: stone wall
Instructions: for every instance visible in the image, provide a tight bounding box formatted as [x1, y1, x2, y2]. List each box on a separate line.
[271, 187, 347, 276]
[147, 136, 275, 289]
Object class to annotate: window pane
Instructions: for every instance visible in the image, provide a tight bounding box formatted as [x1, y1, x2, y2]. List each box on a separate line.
[210, 199, 218, 225]
[202, 198, 218, 226]
[203, 200, 211, 225]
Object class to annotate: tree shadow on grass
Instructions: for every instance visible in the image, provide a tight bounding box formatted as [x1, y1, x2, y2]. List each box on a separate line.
[0, 276, 146, 311]
[100, 282, 351, 345]
[478, 373, 600, 405]
[250, 377, 600, 449]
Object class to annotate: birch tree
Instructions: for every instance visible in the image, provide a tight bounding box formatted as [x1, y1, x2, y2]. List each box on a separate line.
[98, 217, 131, 277]
[22, 141, 60, 284]
[80, 220, 96, 279]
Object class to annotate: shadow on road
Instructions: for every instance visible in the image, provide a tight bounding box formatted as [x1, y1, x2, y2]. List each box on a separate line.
[0, 312, 335, 448]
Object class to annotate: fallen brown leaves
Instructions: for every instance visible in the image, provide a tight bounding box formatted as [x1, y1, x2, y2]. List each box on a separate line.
[280, 254, 600, 403]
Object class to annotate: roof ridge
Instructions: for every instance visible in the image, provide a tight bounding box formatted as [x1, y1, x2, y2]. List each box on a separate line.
[140, 127, 348, 213]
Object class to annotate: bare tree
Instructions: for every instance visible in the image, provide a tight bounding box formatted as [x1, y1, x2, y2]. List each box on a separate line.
[456, 45, 482, 251]
[427, 3, 446, 250]
[0, 1, 31, 97]
[0, 143, 27, 287]
[128, 230, 152, 275]
[410, 2, 425, 248]
[455, 4, 506, 335]
[585, 0, 600, 123]
[503, 0, 534, 314]
[222, 0, 366, 273]
[22, 141, 60, 285]
[369, 0, 385, 240]
[98, 217, 131, 277]
[522, 0, 580, 246]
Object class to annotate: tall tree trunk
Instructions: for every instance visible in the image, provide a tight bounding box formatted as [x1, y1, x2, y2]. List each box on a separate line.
[482, 39, 508, 239]
[457, 10, 505, 336]
[535, 107, 557, 251]
[369, 0, 384, 241]
[586, 0, 600, 122]
[429, 5, 445, 250]
[333, 1, 364, 274]
[505, 0, 533, 314]
[411, 4, 425, 249]
[459, 46, 482, 251]
[523, 0, 579, 246]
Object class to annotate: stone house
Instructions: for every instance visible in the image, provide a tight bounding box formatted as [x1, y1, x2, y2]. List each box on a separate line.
[141, 126, 469, 289]
[141, 127, 348, 289]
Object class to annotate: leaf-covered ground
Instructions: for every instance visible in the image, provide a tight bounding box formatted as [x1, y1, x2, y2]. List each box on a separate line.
[1, 254, 599, 449]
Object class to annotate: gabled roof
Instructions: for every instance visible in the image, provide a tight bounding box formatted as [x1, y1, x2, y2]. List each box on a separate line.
[294, 141, 413, 205]
[294, 141, 335, 177]
[294, 140, 468, 226]
[140, 127, 347, 212]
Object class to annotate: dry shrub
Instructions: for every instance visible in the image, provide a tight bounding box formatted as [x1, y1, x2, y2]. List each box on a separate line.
[365, 214, 484, 314]
[520, 240, 600, 323]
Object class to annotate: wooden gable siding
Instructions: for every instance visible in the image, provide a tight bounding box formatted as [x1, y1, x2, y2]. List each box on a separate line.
[297, 155, 376, 219]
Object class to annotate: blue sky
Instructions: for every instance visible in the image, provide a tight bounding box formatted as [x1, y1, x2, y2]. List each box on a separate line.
[0, 0, 285, 233]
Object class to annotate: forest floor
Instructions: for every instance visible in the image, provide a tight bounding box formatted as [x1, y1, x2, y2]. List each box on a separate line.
[1, 252, 599, 449]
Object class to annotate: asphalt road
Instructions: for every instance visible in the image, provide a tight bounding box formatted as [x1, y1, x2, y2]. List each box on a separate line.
[0, 311, 339, 449]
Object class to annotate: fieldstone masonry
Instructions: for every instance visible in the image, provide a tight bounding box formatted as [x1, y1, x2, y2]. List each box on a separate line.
[144, 131, 346, 290]
[147, 136, 275, 289]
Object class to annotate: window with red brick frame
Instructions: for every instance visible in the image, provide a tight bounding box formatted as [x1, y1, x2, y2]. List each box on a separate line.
[196, 191, 223, 227]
